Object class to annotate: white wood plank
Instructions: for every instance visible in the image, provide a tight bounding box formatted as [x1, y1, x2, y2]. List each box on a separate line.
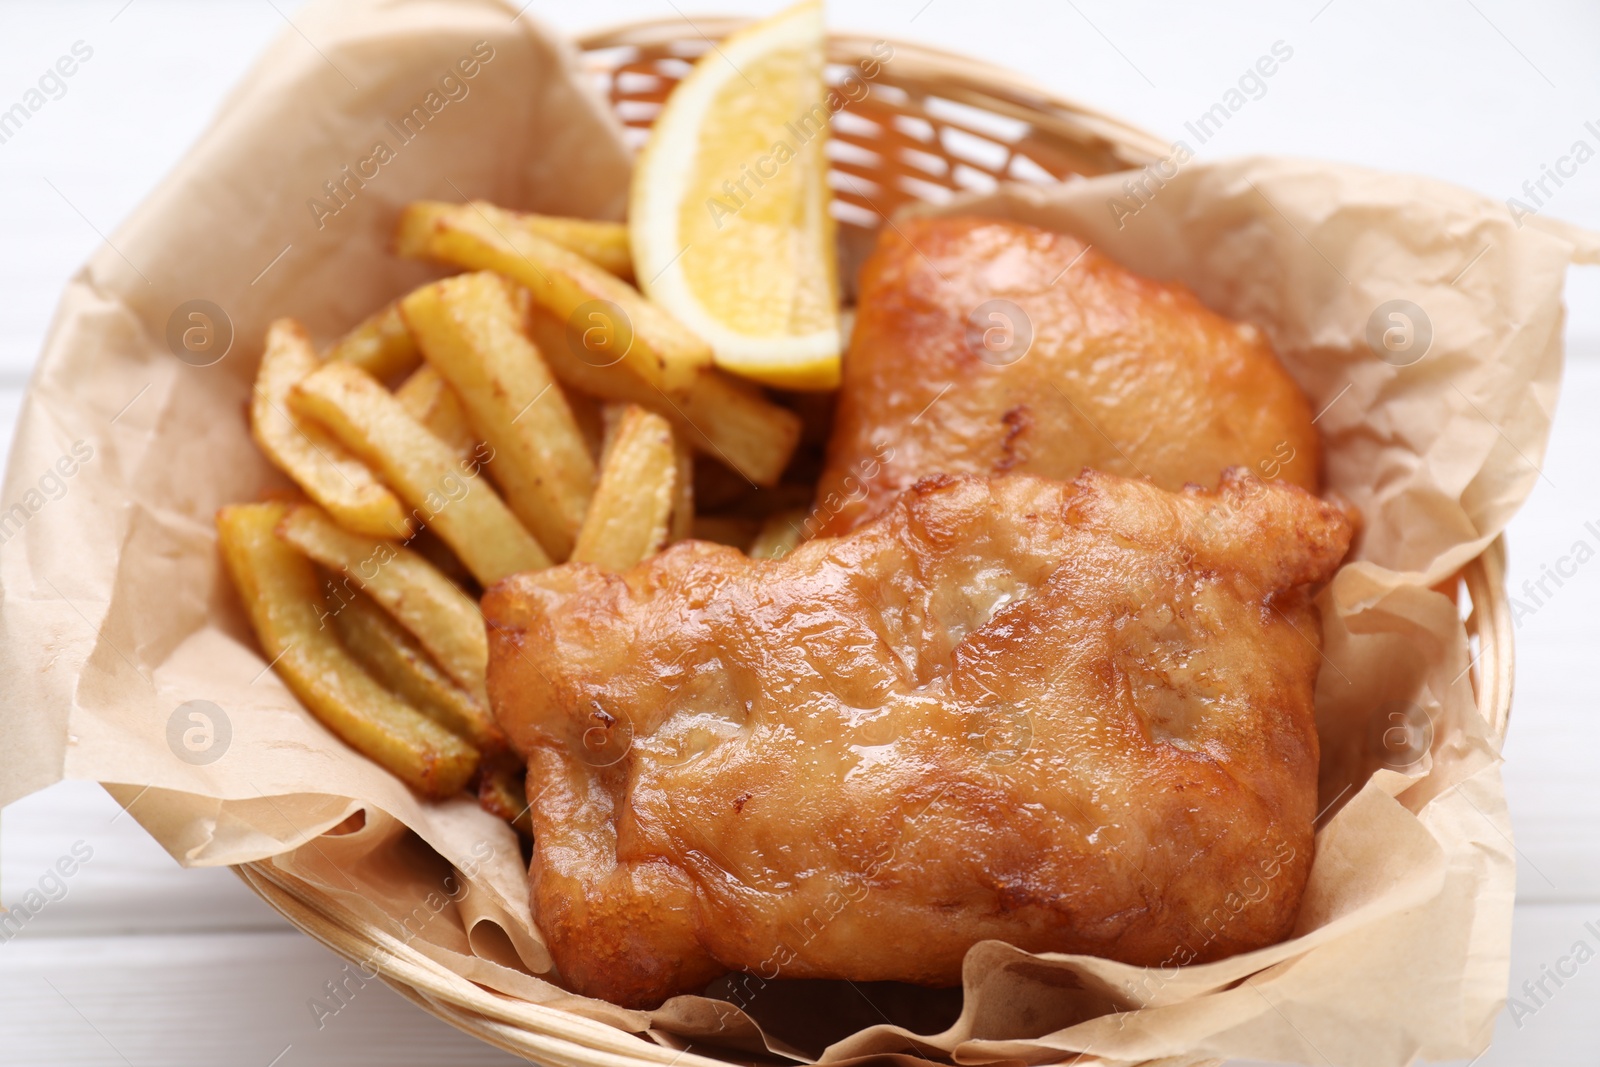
[1, 905, 1597, 1067]
[0, 0, 298, 381]
[1, 780, 285, 938]
[0, 930, 526, 1066]
[0, 387, 20, 456]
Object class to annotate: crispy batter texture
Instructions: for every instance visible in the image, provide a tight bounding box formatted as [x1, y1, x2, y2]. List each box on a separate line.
[484, 469, 1351, 1008]
[814, 216, 1320, 535]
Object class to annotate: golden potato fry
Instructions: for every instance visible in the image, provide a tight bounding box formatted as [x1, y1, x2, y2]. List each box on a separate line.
[325, 302, 421, 382]
[566, 387, 605, 461]
[216, 502, 477, 799]
[670, 439, 695, 543]
[570, 405, 678, 570]
[476, 754, 533, 837]
[401, 273, 595, 560]
[405, 527, 478, 595]
[392, 201, 453, 259]
[397, 199, 633, 277]
[250, 320, 410, 539]
[289, 361, 549, 584]
[523, 215, 633, 281]
[331, 589, 502, 752]
[392, 371, 499, 583]
[276, 503, 490, 705]
[748, 507, 810, 560]
[394, 364, 477, 464]
[395, 199, 709, 393]
[525, 305, 800, 486]
[597, 402, 627, 457]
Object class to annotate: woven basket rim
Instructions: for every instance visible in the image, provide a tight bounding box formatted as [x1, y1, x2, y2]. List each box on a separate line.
[575, 17, 1173, 168]
[230, 21, 1515, 1067]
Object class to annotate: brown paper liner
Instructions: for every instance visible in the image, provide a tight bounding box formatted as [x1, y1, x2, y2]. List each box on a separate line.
[3, 1, 1593, 1064]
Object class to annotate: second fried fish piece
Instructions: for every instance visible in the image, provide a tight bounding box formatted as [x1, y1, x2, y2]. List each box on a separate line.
[813, 215, 1319, 535]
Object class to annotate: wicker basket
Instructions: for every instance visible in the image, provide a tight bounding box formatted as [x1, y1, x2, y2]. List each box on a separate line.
[234, 20, 1516, 1067]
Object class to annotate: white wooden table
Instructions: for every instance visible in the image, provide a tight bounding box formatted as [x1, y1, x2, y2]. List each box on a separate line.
[2, 2, 1597, 1064]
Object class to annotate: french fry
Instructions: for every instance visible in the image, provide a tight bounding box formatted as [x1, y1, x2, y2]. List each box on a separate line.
[598, 402, 627, 456]
[525, 305, 801, 486]
[216, 502, 477, 799]
[401, 273, 595, 560]
[669, 439, 695, 543]
[276, 503, 490, 705]
[289, 361, 549, 584]
[396, 201, 634, 281]
[331, 589, 503, 752]
[476, 754, 533, 838]
[748, 508, 809, 560]
[250, 320, 411, 539]
[393, 201, 454, 259]
[325, 302, 421, 382]
[566, 387, 605, 460]
[395, 199, 709, 393]
[394, 364, 477, 464]
[523, 216, 633, 282]
[405, 527, 479, 595]
[571, 405, 678, 570]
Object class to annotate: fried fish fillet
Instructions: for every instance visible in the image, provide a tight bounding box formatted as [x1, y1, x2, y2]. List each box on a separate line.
[484, 469, 1350, 1008]
[812, 215, 1319, 536]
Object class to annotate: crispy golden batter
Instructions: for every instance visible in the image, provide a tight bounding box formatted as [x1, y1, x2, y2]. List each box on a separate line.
[813, 216, 1319, 535]
[485, 470, 1351, 1008]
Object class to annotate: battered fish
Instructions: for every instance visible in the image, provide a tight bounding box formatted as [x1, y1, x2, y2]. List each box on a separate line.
[485, 469, 1351, 1008]
[813, 216, 1319, 535]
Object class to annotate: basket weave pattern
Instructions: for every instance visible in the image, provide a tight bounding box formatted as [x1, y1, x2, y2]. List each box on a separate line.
[235, 24, 1515, 1067]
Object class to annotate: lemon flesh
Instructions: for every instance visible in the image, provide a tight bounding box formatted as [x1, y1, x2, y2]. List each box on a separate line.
[631, 0, 841, 390]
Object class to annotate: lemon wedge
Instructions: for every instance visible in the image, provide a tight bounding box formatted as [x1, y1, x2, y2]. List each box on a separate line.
[630, 0, 841, 390]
